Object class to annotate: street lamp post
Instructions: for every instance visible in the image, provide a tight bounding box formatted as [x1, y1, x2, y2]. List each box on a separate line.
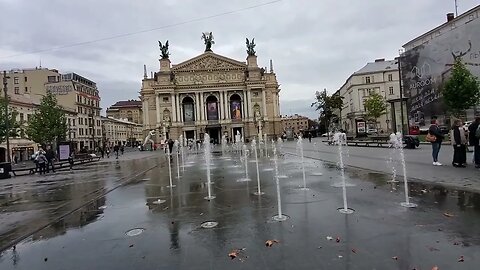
[2, 71, 11, 163]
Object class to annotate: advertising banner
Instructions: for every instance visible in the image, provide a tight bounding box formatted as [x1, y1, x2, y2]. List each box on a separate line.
[207, 102, 218, 120]
[59, 144, 70, 161]
[183, 103, 195, 122]
[401, 17, 480, 127]
[230, 101, 242, 119]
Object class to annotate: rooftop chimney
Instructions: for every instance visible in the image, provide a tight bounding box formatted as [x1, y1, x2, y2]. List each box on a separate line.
[447, 13, 455, 22]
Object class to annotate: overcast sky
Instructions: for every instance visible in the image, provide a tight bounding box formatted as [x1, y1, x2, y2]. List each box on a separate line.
[1, 0, 478, 119]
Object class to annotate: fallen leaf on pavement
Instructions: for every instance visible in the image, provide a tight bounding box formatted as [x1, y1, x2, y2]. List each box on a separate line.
[392, 256, 398, 260]
[351, 248, 357, 254]
[326, 236, 333, 241]
[453, 242, 460, 246]
[265, 240, 279, 247]
[336, 236, 341, 243]
[432, 266, 439, 270]
[228, 248, 246, 260]
[443, 212, 454, 218]
[458, 255, 464, 262]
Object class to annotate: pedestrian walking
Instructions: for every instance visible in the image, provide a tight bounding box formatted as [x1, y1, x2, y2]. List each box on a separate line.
[114, 144, 119, 159]
[120, 145, 124, 155]
[37, 151, 47, 175]
[451, 119, 467, 167]
[101, 147, 105, 158]
[468, 116, 480, 168]
[106, 147, 110, 158]
[307, 132, 312, 143]
[168, 139, 174, 161]
[68, 152, 75, 171]
[427, 116, 445, 166]
[45, 146, 56, 173]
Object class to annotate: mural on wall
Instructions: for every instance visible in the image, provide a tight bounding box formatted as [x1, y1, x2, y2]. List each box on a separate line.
[230, 100, 242, 119]
[401, 17, 480, 127]
[207, 102, 218, 120]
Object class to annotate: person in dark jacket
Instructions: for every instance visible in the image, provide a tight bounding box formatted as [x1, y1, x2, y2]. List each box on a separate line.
[451, 119, 467, 167]
[428, 116, 445, 166]
[168, 139, 174, 161]
[113, 144, 119, 159]
[45, 146, 56, 173]
[468, 116, 480, 168]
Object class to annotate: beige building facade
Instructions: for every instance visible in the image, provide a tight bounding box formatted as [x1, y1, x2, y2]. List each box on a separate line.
[335, 59, 408, 136]
[45, 73, 102, 151]
[101, 116, 142, 147]
[281, 114, 310, 135]
[1, 68, 77, 162]
[140, 39, 282, 144]
[106, 100, 143, 124]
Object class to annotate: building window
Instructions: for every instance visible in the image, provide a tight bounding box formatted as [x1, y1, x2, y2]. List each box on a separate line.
[163, 97, 169, 102]
[365, 77, 371, 84]
[14, 77, 19, 84]
[389, 86, 394, 95]
[20, 113, 24, 123]
[14, 87, 19, 94]
[388, 74, 393, 81]
[73, 119, 76, 126]
[25, 87, 28, 93]
[47, 76, 57, 83]
[253, 91, 259, 97]
[24, 77, 28, 82]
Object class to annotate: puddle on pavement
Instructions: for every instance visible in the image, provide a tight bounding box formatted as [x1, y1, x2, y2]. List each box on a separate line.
[1, 152, 480, 269]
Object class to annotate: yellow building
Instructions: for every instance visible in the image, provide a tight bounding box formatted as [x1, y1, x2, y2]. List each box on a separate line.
[140, 35, 282, 144]
[106, 100, 143, 124]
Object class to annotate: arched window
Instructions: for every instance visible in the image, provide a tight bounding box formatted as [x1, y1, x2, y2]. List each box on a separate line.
[182, 96, 195, 122]
[206, 95, 218, 120]
[230, 94, 242, 120]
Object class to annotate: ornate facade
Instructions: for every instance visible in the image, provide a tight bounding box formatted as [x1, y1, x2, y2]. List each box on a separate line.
[140, 38, 282, 144]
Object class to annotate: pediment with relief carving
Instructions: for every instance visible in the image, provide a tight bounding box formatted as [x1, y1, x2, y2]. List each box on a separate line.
[172, 52, 246, 72]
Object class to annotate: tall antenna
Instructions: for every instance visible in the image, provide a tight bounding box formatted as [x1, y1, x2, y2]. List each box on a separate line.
[455, 0, 458, 16]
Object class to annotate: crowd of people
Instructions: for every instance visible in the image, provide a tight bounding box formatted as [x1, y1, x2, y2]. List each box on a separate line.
[428, 116, 480, 168]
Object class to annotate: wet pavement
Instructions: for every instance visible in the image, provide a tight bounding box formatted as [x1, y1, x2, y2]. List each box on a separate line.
[0, 145, 479, 269]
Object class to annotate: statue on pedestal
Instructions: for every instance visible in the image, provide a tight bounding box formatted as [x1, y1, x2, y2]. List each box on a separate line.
[158, 40, 170, 59]
[246, 38, 256, 56]
[201, 32, 215, 52]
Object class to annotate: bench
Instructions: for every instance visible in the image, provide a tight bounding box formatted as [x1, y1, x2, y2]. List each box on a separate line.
[11, 156, 101, 176]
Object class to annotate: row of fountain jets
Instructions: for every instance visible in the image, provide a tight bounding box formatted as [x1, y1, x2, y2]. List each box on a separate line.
[157, 131, 416, 221]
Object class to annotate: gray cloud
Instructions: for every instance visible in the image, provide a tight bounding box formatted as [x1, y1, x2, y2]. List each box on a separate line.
[1, 0, 478, 113]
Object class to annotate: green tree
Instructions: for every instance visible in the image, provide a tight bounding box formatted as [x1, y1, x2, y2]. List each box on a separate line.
[363, 92, 387, 131]
[26, 93, 68, 145]
[442, 60, 480, 118]
[312, 89, 344, 137]
[0, 97, 20, 144]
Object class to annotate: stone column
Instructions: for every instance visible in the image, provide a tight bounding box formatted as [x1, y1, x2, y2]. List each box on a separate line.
[219, 91, 225, 120]
[224, 91, 230, 119]
[200, 93, 205, 121]
[176, 94, 181, 122]
[195, 92, 200, 122]
[273, 92, 278, 117]
[145, 99, 150, 129]
[242, 90, 247, 119]
[155, 94, 161, 125]
[247, 90, 253, 118]
[262, 89, 267, 117]
[171, 93, 177, 122]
